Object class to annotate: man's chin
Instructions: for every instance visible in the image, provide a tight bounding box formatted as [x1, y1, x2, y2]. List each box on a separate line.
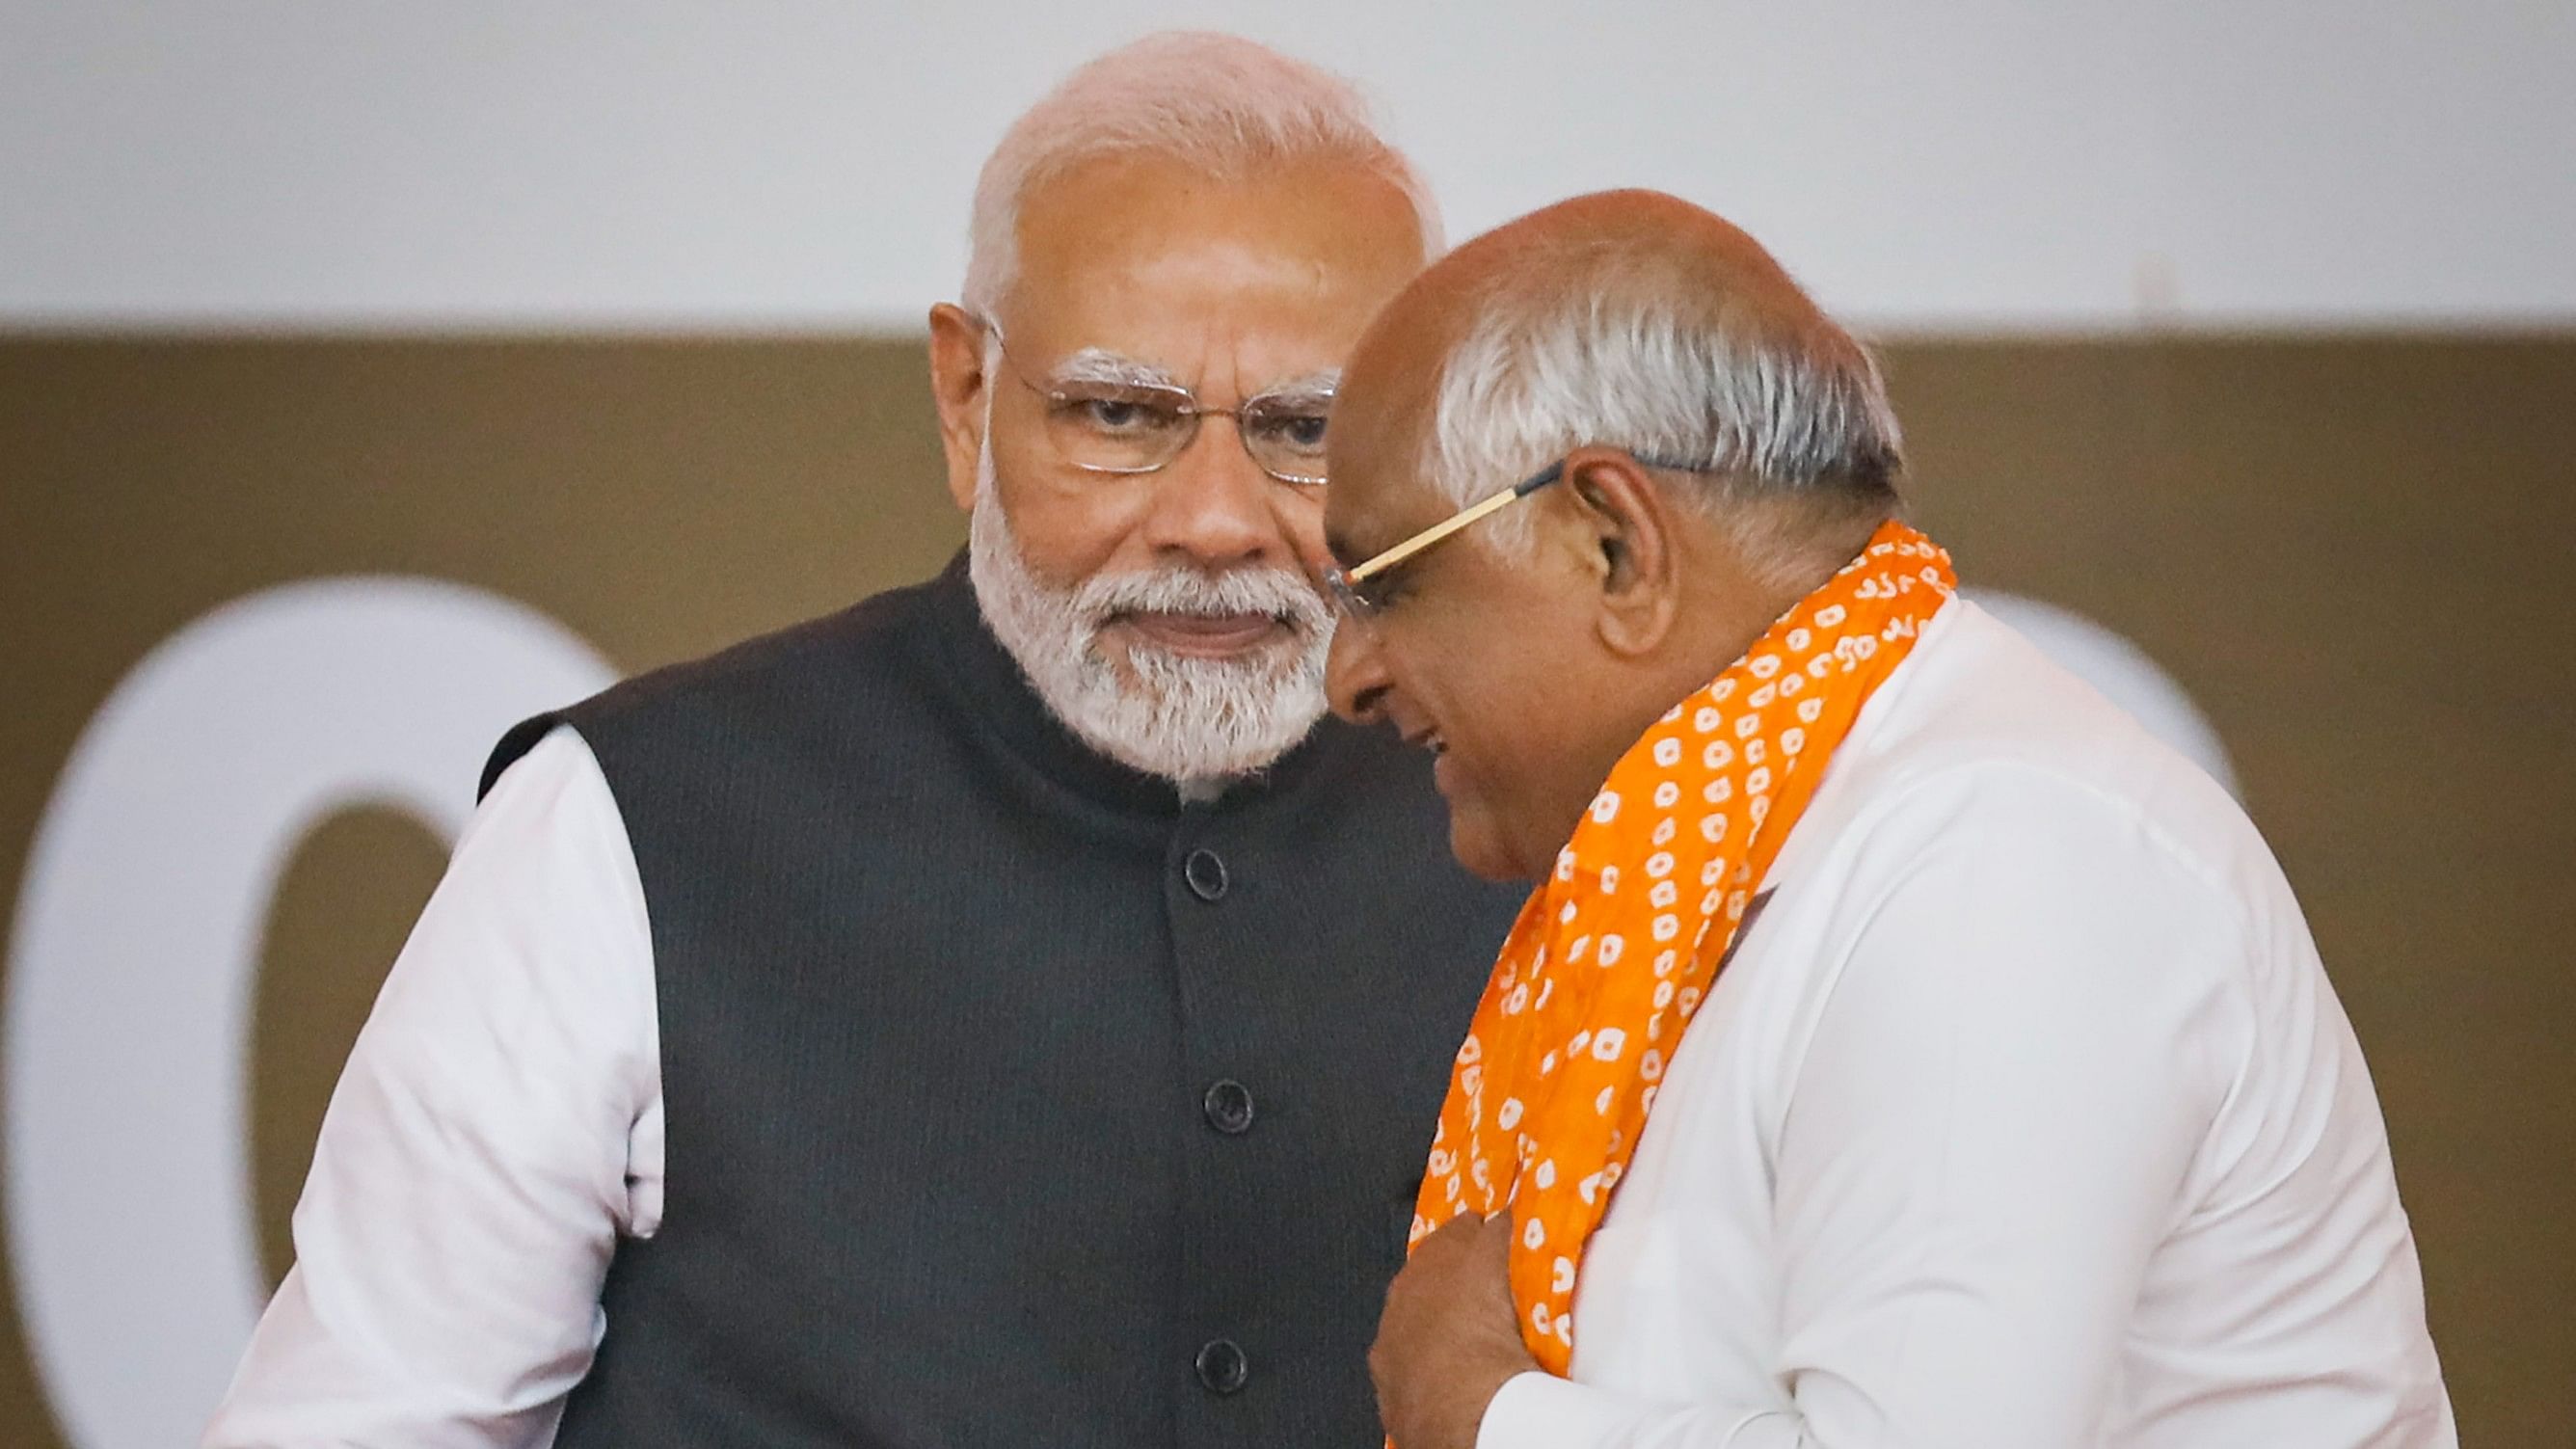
[1055, 631, 1330, 784]
[1445, 803, 1536, 883]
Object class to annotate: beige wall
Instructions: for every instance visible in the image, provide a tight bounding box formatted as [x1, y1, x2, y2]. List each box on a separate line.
[10, 3, 2573, 329]
[2, 334, 2568, 1445]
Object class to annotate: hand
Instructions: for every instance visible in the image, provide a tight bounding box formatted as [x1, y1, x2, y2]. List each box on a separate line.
[1370, 1212, 1543, 1449]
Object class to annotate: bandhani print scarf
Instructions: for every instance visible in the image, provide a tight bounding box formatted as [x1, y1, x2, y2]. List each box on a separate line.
[1409, 520, 1957, 1376]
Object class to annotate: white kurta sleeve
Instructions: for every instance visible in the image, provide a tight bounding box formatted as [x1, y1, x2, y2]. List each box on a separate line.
[1478, 766, 2243, 1449]
[203, 725, 663, 1449]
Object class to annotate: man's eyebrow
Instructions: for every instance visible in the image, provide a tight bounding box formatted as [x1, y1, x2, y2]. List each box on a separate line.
[1254, 369, 1341, 407]
[1042, 353, 1344, 403]
[1047, 349, 1183, 391]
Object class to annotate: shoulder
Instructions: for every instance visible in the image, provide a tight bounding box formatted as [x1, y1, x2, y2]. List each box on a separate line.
[577, 576, 944, 730]
[1805, 600, 2283, 920]
[1729, 602, 2339, 1168]
[482, 572, 952, 795]
[1750, 600, 2323, 1049]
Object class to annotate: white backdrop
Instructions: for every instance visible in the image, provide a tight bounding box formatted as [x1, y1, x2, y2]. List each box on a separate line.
[3, 0, 2570, 332]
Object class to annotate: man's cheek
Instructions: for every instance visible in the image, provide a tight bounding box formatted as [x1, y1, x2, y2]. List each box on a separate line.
[1019, 514, 1130, 587]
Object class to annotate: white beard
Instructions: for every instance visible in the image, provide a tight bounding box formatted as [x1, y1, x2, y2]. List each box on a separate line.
[964, 447, 1334, 792]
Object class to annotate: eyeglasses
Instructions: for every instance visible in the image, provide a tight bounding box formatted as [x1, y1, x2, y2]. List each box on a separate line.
[979, 318, 1337, 486]
[1322, 451, 1705, 625]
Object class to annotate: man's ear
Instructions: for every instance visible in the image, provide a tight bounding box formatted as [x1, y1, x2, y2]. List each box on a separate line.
[926, 303, 992, 513]
[1560, 446, 1682, 657]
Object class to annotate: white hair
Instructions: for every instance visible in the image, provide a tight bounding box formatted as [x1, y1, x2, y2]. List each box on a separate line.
[962, 31, 1442, 318]
[964, 438, 1335, 792]
[1423, 244, 1905, 564]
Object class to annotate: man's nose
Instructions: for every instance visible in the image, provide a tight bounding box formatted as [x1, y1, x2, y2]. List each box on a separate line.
[1137, 419, 1282, 568]
[1326, 616, 1394, 726]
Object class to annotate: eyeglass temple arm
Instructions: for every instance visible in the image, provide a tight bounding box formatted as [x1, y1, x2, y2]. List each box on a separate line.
[1342, 462, 1568, 583]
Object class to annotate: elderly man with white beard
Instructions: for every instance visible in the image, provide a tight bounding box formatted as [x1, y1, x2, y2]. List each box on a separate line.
[204, 33, 1524, 1449]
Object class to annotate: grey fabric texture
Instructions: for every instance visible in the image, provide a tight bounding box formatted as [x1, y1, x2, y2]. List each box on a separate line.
[483, 555, 1522, 1449]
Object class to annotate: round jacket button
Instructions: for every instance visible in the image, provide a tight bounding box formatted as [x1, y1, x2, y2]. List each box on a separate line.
[1194, 1337, 1248, 1395]
[1202, 1078, 1255, 1136]
[1183, 847, 1228, 901]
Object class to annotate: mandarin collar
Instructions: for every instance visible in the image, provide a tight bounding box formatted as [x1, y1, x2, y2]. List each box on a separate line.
[913, 551, 1331, 824]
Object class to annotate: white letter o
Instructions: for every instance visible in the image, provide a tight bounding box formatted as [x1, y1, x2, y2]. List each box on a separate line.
[5, 577, 613, 1449]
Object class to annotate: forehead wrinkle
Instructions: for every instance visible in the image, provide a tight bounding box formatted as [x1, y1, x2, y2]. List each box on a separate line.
[1186, 319, 1338, 404]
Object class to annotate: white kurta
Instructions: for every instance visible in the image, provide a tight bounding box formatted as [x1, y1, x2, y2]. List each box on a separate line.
[1478, 602, 2454, 1448]
[206, 728, 660, 1448]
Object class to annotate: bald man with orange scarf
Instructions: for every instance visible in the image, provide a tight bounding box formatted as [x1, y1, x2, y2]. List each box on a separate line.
[1316, 191, 2454, 1449]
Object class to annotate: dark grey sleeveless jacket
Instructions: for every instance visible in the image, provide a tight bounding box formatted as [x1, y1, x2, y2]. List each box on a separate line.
[479, 556, 1522, 1449]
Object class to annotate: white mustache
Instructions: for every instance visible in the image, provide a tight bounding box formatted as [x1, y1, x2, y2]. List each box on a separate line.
[1072, 565, 1330, 641]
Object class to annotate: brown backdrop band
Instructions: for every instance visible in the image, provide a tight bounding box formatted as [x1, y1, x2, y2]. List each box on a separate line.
[0, 335, 2567, 1445]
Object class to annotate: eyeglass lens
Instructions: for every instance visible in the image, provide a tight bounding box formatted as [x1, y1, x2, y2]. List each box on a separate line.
[1037, 382, 1330, 483]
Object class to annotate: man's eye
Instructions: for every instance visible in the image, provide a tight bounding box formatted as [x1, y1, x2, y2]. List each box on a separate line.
[1249, 410, 1330, 454]
[1064, 394, 1186, 436]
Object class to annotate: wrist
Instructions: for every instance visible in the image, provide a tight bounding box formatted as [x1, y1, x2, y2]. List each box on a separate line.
[1458, 1366, 1547, 1449]
[1449, 1359, 1543, 1449]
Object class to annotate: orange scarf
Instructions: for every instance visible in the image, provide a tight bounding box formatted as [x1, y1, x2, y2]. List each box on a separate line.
[1409, 520, 1956, 1374]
